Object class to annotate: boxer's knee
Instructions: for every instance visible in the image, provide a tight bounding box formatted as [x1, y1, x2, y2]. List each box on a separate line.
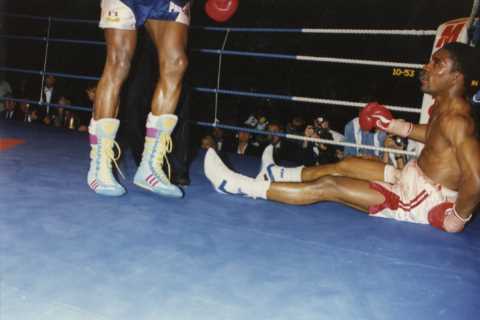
[105, 47, 133, 83]
[307, 176, 338, 200]
[159, 50, 188, 81]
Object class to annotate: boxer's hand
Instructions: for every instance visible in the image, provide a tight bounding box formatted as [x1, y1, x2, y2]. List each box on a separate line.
[359, 102, 412, 137]
[373, 116, 413, 138]
[428, 202, 472, 233]
[359, 102, 392, 131]
[205, 0, 239, 22]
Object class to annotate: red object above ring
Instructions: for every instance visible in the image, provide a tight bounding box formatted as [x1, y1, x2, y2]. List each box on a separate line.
[205, 0, 239, 23]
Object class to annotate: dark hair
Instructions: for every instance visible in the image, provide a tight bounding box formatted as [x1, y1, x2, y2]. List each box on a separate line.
[268, 121, 284, 132]
[442, 42, 480, 97]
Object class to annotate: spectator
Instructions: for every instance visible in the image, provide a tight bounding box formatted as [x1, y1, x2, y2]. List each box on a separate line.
[286, 115, 306, 137]
[201, 135, 216, 150]
[244, 111, 269, 147]
[300, 123, 321, 166]
[0, 78, 12, 112]
[212, 127, 226, 152]
[299, 121, 336, 165]
[244, 113, 258, 127]
[17, 101, 29, 122]
[0, 95, 19, 121]
[23, 103, 42, 124]
[315, 116, 345, 143]
[314, 116, 343, 163]
[52, 96, 70, 128]
[264, 122, 293, 163]
[285, 115, 306, 162]
[343, 116, 386, 159]
[227, 130, 259, 156]
[40, 75, 61, 116]
[253, 115, 270, 146]
[49, 96, 79, 130]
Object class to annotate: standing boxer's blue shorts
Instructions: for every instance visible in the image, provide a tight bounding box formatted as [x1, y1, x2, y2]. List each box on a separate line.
[100, 0, 191, 30]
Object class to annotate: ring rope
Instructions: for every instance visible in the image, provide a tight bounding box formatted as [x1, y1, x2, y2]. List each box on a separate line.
[0, 34, 104, 46]
[0, 34, 105, 46]
[1, 34, 425, 69]
[38, 16, 51, 112]
[0, 12, 437, 36]
[0, 92, 415, 156]
[1, 33, 425, 69]
[1, 10, 426, 154]
[0, 66, 421, 114]
[0, 12, 98, 24]
[194, 26, 437, 35]
[195, 49, 424, 69]
[194, 87, 421, 114]
[0, 66, 100, 81]
[197, 121, 416, 156]
[0, 96, 92, 112]
[214, 29, 230, 124]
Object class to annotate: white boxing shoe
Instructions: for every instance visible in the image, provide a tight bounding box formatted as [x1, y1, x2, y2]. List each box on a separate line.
[204, 148, 270, 199]
[256, 144, 276, 182]
[255, 144, 303, 182]
[87, 118, 126, 197]
[133, 113, 183, 198]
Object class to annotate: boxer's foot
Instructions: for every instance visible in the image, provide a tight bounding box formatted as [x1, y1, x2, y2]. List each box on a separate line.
[87, 118, 126, 196]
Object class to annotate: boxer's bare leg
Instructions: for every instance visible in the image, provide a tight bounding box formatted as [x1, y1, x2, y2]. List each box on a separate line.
[267, 176, 385, 211]
[206, 148, 386, 210]
[301, 157, 386, 183]
[88, 29, 136, 196]
[94, 29, 137, 120]
[258, 148, 387, 183]
[146, 20, 189, 115]
[132, 21, 188, 198]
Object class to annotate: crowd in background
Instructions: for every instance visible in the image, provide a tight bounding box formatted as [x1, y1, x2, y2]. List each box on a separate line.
[4, 71, 479, 174]
[0, 75, 93, 132]
[1, 70, 413, 172]
[200, 106, 409, 169]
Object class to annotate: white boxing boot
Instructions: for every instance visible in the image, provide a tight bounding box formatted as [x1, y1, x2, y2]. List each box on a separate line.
[255, 144, 303, 182]
[87, 118, 126, 196]
[133, 113, 183, 198]
[204, 148, 270, 199]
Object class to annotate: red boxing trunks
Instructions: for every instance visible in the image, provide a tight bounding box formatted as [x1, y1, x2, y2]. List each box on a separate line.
[369, 161, 458, 224]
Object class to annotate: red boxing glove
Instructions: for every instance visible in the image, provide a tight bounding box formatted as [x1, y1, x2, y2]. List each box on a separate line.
[205, 0, 239, 23]
[428, 202, 472, 233]
[359, 102, 393, 131]
[359, 102, 413, 137]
